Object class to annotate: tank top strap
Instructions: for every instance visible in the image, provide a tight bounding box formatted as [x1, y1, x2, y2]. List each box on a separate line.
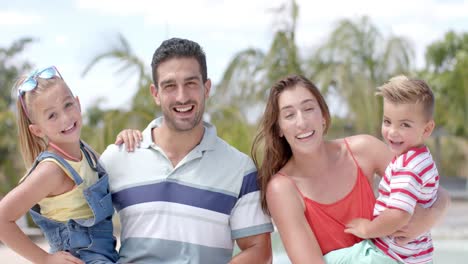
[343, 138, 360, 169]
[277, 172, 306, 198]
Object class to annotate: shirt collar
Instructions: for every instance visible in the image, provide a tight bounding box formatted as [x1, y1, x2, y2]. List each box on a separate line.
[140, 117, 217, 152]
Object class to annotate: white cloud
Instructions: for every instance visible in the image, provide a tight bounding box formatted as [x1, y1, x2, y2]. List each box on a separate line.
[76, 0, 283, 28]
[0, 11, 42, 25]
[54, 35, 68, 45]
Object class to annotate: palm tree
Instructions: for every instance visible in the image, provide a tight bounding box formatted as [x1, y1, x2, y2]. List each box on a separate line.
[82, 33, 156, 150]
[307, 16, 415, 136]
[212, 0, 302, 124]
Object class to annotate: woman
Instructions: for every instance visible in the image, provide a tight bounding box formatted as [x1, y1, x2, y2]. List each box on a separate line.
[251, 74, 449, 263]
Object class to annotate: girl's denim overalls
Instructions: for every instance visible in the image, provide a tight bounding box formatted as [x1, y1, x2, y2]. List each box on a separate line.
[27, 142, 119, 263]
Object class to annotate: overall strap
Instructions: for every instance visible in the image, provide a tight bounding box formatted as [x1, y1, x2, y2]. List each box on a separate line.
[27, 151, 83, 185]
[80, 141, 105, 177]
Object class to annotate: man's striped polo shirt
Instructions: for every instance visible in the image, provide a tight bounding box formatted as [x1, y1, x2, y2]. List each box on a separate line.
[101, 117, 273, 263]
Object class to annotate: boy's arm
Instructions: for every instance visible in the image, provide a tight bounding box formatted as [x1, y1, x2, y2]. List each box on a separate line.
[345, 209, 412, 239]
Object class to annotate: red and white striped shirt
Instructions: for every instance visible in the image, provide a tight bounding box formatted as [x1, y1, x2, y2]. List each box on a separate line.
[373, 145, 439, 264]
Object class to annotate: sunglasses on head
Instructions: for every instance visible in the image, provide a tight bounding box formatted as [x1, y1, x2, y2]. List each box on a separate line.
[18, 66, 63, 121]
[17, 66, 63, 97]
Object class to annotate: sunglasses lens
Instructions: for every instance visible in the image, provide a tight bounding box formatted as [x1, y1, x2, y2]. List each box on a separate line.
[18, 66, 62, 96]
[18, 78, 38, 94]
[37, 67, 58, 79]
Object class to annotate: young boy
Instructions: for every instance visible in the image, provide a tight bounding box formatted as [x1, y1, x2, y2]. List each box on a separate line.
[325, 75, 439, 264]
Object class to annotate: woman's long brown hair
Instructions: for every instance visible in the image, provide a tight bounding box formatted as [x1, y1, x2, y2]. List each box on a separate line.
[251, 75, 331, 214]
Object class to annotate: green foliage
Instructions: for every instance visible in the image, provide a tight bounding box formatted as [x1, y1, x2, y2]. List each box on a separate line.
[210, 106, 255, 155]
[426, 136, 467, 177]
[423, 31, 468, 137]
[0, 38, 35, 195]
[82, 33, 158, 151]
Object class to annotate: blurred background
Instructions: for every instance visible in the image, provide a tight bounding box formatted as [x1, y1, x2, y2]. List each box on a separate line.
[1, 0, 467, 263]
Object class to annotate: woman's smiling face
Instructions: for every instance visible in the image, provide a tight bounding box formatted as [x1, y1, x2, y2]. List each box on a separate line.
[277, 85, 326, 154]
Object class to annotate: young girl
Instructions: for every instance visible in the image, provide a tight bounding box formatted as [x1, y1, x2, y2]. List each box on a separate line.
[0, 66, 119, 264]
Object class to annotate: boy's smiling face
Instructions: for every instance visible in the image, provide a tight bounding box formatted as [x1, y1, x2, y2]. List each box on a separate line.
[381, 99, 434, 156]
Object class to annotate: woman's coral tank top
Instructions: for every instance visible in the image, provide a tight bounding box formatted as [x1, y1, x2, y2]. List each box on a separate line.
[279, 138, 376, 255]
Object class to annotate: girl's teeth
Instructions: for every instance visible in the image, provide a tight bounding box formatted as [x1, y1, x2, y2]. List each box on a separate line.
[63, 123, 74, 132]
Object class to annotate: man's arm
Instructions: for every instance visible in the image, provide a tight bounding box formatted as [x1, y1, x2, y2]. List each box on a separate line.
[230, 233, 272, 264]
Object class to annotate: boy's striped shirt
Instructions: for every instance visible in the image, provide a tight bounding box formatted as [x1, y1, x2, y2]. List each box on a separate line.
[373, 145, 439, 264]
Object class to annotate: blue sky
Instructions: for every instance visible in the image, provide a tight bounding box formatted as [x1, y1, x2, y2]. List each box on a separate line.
[2, 0, 467, 112]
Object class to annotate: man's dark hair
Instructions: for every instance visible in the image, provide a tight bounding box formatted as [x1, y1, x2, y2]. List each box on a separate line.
[151, 38, 207, 86]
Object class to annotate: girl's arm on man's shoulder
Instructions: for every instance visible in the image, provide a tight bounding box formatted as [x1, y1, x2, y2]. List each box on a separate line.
[266, 175, 325, 264]
[114, 129, 143, 152]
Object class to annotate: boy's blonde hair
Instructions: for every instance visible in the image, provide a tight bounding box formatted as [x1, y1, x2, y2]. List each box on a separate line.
[14, 76, 72, 169]
[376, 75, 435, 120]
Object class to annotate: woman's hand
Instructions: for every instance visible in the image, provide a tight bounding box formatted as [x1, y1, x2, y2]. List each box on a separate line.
[392, 204, 428, 245]
[115, 129, 143, 152]
[392, 187, 450, 245]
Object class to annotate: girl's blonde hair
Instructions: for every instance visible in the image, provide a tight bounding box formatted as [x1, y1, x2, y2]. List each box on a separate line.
[14, 76, 71, 169]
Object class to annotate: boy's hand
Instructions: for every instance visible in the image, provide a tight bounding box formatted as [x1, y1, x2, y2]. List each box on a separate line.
[344, 218, 371, 239]
[115, 129, 143, 152]
[41, 251, 84, 264]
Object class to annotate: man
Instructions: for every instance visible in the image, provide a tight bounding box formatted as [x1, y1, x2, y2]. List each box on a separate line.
[101, 38, 273, 263]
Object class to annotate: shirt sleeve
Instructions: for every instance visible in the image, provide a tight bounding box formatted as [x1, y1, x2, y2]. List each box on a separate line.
[229, 158, 273, 240]
[386, 167, 423, 214]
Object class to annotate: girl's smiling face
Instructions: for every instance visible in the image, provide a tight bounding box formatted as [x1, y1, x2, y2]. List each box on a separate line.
[28, 83, 82, 146]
